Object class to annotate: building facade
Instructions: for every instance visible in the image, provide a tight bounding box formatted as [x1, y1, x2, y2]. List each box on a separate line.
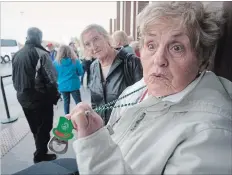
[109, 1, 150, 40]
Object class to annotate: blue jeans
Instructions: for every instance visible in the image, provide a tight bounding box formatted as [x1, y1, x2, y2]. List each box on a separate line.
[61, 90, 81, 114]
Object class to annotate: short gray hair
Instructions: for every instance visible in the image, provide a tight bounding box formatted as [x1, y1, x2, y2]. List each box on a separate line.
[130, 41, 140, 50]
[27, 27, 43, 44]
[80, 24, 112, 55]
[112, 30, 129, 46]
[137, 2, 224, 68]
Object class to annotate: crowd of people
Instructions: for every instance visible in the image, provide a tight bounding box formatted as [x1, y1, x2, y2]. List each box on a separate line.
[11, 1, 232, 175]
[12, 20, 143, 164]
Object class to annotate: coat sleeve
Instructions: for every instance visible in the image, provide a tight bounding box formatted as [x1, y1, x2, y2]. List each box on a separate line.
[164, 129, 232, 174]
[73, 127, 134, 175]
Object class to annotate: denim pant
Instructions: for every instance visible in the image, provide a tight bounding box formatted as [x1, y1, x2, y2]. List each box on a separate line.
[61, 90, 81, 114]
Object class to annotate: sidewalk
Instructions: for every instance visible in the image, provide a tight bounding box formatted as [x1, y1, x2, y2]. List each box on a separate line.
[0, 87, 91, 175]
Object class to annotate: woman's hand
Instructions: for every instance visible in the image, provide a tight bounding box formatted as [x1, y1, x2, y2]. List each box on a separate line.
[66, 102, 104, 139]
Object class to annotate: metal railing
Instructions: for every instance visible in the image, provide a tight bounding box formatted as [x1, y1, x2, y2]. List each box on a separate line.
[0, 55, 11, 64]
[0, 74, 18, 124]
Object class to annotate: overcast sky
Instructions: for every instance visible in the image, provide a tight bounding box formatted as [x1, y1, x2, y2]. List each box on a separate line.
[1, 2, 116, 44]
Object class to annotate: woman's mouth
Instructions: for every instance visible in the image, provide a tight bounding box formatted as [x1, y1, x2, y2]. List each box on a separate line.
[94, 51, 101, 54]
[147, 74, 170, 84]
[150, 73, 168, 80]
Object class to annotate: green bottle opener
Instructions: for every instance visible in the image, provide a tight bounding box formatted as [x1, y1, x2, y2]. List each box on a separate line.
[48, 116, 74, 154]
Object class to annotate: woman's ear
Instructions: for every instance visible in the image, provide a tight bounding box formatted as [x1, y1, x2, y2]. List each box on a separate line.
[198, 59, 209, 72]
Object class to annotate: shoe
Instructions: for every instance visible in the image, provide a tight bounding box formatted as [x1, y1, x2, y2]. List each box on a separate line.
[33, 153, 57, 163]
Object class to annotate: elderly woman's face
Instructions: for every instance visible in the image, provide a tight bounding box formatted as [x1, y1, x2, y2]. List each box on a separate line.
[83, 29, 110, 59]
[140, 20, 200, 97]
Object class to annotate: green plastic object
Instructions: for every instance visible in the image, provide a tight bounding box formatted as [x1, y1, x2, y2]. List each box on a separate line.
[52, 116, 74, 141]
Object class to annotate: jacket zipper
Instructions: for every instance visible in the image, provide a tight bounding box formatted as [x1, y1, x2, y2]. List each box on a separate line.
[116, 109, 145, 145]
[130, 112, 146, 131]
[99, 63, 107, 123]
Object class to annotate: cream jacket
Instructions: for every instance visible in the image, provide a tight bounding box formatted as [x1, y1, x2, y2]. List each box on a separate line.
[73, 71, 232, 174]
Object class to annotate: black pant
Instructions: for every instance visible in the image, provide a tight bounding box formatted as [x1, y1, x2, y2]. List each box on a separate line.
[81, 70, 91, 86]
[22, 103, 53, 158]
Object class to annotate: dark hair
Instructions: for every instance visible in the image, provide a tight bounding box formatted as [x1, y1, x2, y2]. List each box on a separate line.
[69, 42, 74, 46]
[26, 27, 43, 44]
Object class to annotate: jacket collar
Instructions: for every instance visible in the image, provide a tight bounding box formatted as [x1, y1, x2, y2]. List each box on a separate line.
[106, 56, 122, 79]
[128, 71, 232, 117]
[96, 49, 128, 81]
[25, 40, 50, 54]
[162, 71, 205, 103]
[131, 72, 205, 107]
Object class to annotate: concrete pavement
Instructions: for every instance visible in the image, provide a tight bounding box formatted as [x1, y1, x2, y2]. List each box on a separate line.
[0, 62, 91, 174]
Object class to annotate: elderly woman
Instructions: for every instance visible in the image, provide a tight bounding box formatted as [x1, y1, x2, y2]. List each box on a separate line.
[12, 2, 231, 175]
[80, 24, 143, 125]
[112, 30, 135, 54]
[68, 2, 231, 174]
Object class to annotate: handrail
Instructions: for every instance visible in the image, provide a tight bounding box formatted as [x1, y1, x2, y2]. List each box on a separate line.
[0, 74, 18, 124]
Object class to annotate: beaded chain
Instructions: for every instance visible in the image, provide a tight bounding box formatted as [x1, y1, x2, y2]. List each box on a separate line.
[94, 85, 147, 113]
[48, 85, 147, 155]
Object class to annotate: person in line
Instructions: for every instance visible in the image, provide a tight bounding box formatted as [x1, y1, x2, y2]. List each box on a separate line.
[47, 43, 57, 61]
[80, 24, 143, 125]
[53, 45, 84, 115]
[12, 27, 59, 163]
[69, 42, 79, 58]
[112, 30, 135, 54]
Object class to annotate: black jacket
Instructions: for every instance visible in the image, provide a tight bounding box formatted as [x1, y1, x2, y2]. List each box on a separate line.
[82, 58, 96, 74]
[12, 41, 59, 109]
[89, 49, 143, 124]
[212, 1, 232, 82]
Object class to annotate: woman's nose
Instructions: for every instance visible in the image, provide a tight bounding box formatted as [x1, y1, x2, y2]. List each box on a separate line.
[90, 42, 98, 51]
[153, 47, 168, 67]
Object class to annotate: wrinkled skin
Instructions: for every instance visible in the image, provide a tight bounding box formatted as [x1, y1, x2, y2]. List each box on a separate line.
[66, 102, 104, 139]
[140, 18, 200, 97]
[82, 29, 112, 62]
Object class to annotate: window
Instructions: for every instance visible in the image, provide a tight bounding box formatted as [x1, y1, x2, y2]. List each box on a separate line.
[1, 39, 17, 47]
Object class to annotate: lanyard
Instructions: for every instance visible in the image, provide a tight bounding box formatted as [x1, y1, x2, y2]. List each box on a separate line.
[139, 89, 148, 102]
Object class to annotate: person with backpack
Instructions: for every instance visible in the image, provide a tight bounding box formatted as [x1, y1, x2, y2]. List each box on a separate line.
[53, 45, 84, 114]
[80, 24, 143, 125]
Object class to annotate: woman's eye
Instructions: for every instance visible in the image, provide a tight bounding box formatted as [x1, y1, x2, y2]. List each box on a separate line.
[85, 43, 90, 47]
[93, 37, 99, 41]
[147, 43, 155, 50]
[171, 45, 184, 52]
